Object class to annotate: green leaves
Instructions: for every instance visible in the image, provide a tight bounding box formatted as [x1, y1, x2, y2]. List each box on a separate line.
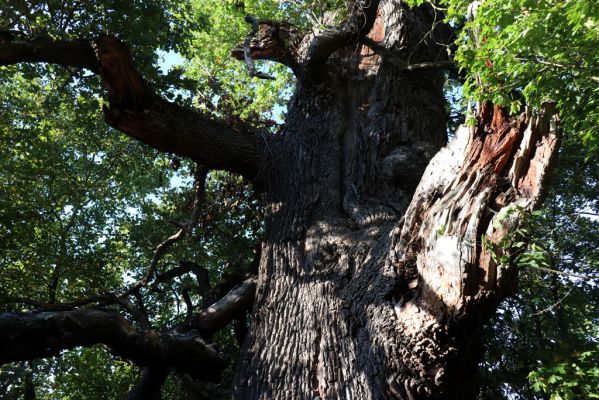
[479, 135, 599, 398]
[406, 0, 598, 155]
[452, 0, 599, 154]
[181, 0, 295, 129]
[528, 346, 599, 400]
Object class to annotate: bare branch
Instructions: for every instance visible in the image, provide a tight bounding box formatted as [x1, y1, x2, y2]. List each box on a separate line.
[114, 295, 151, 330]
[154, 261, 211, 295]
[191, 278, 256, 336]
[0, 309, 228, 380]
[182, 285, 195, 325]
[123, 167, 209, 297]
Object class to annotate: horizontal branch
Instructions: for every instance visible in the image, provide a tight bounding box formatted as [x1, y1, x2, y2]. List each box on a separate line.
[0, 309, 227, 381]
[0, 294, 114, 311]
[0, 31, 99, 72]
[0, 32, 261, 178]
[155, 261, 211, 296]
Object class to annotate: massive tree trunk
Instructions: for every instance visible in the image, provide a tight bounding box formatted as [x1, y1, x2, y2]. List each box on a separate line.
[231, 3, 558, 400]
[0, 1, 559, 399]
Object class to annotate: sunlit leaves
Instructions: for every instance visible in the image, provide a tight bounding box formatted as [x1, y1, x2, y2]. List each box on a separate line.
[36, 347, 138, 400]
[451, 0, 599, 154]
[479, 137, 599, 399]
[180, 0, 294, 127]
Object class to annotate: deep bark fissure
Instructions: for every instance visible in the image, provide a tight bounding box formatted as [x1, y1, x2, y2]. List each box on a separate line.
[231, 1, 559, 399]
[232, 2, 459, 398]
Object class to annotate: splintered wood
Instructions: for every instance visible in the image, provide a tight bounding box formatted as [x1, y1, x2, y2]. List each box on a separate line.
[392, 102, 560, 320]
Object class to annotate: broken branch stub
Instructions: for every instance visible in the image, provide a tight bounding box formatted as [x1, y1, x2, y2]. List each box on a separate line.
[392, 101, 560, 320]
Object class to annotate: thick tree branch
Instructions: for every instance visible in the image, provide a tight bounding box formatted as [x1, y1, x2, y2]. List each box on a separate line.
[303, 0, 381, 80]
[127, 367, 169, 400]
[381, 103, 560, 395]
[0, 309, 228, 381]
[392, 101, 560, 317]
[191, 278, 256, 336]
[0, 294, 114, 311]
[0, 31, 99, 72]
[0, 33, 260, 178]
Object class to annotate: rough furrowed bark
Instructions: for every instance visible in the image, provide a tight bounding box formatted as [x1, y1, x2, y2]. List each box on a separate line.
[231, 0, 559, 396]
[1, 1, 562, 399]
[0, 309, 228, 381]
[232, 2, 458, 399]
[385, 102, 560, 398]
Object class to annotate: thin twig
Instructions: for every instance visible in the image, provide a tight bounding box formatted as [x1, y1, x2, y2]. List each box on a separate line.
[121, 166, 209, 297]
[531, 286, 574, 316]
[0, 294, 113, 310]
[526, 264, 594, 280]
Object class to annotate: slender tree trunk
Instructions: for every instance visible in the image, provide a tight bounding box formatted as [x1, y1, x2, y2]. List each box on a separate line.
[24, 363, 37, 400]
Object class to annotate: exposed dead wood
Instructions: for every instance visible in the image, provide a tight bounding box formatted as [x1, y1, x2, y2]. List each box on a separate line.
[231, 17, 304, 71]
[394, 102, 559, 311]
[384, 102, 559, 396]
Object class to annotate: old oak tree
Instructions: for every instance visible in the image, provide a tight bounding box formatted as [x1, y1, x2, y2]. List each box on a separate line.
[0, 0, 566, 399]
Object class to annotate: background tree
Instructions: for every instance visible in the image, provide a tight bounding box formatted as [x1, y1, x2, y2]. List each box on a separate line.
[0, 0, 596, 399]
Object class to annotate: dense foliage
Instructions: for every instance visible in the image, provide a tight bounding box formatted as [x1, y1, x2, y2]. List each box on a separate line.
[0, 0, 597, 398]
[408, 0, 599, 153]
[479, 137, 599, 400]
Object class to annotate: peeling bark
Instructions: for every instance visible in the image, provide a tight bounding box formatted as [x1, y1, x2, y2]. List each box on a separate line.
[387, 103, 559, 398]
